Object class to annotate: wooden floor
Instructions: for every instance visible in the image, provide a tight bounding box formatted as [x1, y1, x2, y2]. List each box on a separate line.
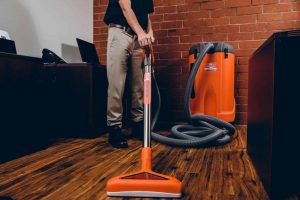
[0, 126, 269, 200]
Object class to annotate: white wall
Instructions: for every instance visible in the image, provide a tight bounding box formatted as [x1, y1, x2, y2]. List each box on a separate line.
[0, 0, 93, 62]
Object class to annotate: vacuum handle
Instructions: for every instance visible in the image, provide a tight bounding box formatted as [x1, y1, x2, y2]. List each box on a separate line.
[144, 46, 152, 148]
[143, 45, 154, 66]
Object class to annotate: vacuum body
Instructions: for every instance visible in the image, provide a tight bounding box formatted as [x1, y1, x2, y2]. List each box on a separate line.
[188, 43, 236, 122]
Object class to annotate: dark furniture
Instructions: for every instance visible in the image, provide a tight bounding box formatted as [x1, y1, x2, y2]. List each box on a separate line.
[248, 30, 300, 199]
[0, 52, 108, 163]
[41, 63, 107, 138]
[0, 52, 43, 162]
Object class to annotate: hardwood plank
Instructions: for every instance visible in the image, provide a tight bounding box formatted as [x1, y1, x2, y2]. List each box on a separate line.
[0, 126, 269, 200]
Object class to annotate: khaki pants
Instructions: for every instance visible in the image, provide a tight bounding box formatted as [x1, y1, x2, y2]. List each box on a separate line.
[106, 27, 144, 127]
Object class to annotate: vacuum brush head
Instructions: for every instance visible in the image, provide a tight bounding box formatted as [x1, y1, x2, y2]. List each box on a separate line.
[106, 148, 182, 198]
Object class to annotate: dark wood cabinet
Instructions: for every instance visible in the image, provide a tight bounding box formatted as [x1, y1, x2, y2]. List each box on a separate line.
[41, 63, 107, 138]
[0, 53, 42, 131]
[0, 53, 108, 162]
[0, 53, 44, 162]
[248, 30, 300, 199]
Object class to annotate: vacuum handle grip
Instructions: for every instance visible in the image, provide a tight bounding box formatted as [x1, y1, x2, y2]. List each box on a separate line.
[145, 45, 151, 56]
[142, 46, 155, 65]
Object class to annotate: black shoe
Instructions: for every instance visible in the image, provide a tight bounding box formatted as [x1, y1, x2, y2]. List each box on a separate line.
[132, 121, 144, 141]
[108, 126, 128, 148]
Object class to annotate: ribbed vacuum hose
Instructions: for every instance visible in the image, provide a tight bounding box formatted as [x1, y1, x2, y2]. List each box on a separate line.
[151, 43, 236, 147]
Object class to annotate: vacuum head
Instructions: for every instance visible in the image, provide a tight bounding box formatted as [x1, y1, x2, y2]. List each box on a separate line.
[107, 148, 182, 198]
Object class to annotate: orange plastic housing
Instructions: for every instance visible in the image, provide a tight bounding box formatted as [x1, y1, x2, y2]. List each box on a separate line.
[188, 44, 236, 122]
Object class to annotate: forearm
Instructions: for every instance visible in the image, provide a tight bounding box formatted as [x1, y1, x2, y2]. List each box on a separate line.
[119, 0, 151, 46]
[120, 3, 144, 36]
[147, 15, 153, 33]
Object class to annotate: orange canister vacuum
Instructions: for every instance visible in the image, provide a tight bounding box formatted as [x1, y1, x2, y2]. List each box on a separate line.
[150, 42, 236, 147]
[106, 42, 236, 198]
[188, 42, 236, 122]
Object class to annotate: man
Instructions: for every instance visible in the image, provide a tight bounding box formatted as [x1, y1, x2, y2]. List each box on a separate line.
[103, 0, 155, 148]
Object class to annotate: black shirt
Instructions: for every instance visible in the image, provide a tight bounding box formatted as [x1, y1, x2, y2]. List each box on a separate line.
[104, 0, 154, 30]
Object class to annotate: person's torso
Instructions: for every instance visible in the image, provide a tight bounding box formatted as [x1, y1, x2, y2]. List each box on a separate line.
[104, 0, 154, 30]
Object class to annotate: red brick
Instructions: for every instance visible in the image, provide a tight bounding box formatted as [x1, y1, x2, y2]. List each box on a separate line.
[237, 89, 249, 96]
[228, 41, 239, 49]
[168, 44, 191, 52]
[237, 105, 248, 112]
[228, 32, 254, 41]
[266, 21, 295, 30]
[215, 25, 240, 33]
[239, 40, 264, 49]
[94, 5, 107, 13]
[168, 29, 191, 36]
[189, 35, 204, 43]
[240, 23, 267, 32]
[235, 113, 248, 124]
[164, 13, 187, 21]
[236, 64, 249, 73]
[94, 28, 100, 35]
[187, 11, 210, 19]
[230, 15, 257, 24]
[236, 96, 248, 104]
[155, 6, 177, 14]
[157, 36, 180, 44]
[263, 3, 293, 13]
[161, 21, 183, 29]
[237, 57, 250, 65]
[150, 14, 164, 22]
[187, 3, 201, 11]
[211, 8, 236, 18]
[254, 31, 274, 39]
[190, 26, 215, 34]
[153, 30, 168, 38]
[99, 27, 108, 33]
[226, 0, 251, 8]
[281, 12, 300, 20]
[177, 5, 188, 13]
[94, 13, 104, 21]
[154, 0, 164, 7]
[152, 22, 160, 30]
[201, 1, 225, 10]
[94, 20, 106, 28]
[236, 80, 248, 89]
[236, 49, 255, 56]
[295, 20, 300, 28]
[236, 72, 249, 81]
[180, 35, 193, 43]
[163, 0, 185, 6]
[94, 34, 107, 41]
[293, 2, 300, 11]
[99, 0, 108, 5]
[153, 44, 168, 53]
[208, 17, 230, 26]
[94, 0, 100, 6]
[252, 0, 279, 5]
[258, 13, 282, 22]
[184, 19, 208, 28]
[237, 6, 263, 15]
[280, 0, 297, 2]
[202, 33, 228, 41]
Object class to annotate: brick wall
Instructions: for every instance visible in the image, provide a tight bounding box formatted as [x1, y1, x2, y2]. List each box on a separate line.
[94, 0, 300, 125]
